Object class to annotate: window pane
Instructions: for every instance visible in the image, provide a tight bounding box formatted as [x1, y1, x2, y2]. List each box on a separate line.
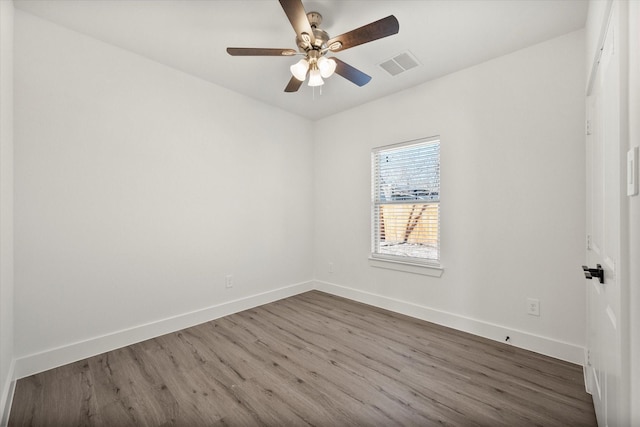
[375, 203, 439, 260]
[372, 138, 440, 263]
[374, 142, 440, 203]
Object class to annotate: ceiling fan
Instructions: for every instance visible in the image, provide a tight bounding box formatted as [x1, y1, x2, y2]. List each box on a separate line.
[226, 0, 399, 92]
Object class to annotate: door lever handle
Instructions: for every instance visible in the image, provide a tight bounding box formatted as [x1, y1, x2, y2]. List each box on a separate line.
[582, 264, 604, 284]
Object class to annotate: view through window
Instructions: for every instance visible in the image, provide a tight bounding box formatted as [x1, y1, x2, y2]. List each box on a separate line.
[371, 137, 440, 264]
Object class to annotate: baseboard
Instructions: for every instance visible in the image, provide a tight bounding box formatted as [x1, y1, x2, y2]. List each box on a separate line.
[314, 280, 585, 365]
[14, 280, 314, 379]
[1, 360, 15, 427]
[12, 278, 586, 380]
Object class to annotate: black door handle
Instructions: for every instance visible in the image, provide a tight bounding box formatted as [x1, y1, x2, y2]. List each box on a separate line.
[582, 264, 604, 284]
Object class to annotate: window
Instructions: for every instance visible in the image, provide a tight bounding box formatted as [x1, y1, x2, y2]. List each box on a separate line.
[371, 137, 440, 266]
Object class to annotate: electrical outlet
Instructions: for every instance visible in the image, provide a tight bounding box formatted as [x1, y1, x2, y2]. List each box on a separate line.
[527, 298, 540, 316]
[225, 274, 233, 289]
[328, 262, 334, 273]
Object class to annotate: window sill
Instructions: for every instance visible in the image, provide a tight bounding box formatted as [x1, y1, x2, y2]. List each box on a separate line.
[368, 257, 444, 277]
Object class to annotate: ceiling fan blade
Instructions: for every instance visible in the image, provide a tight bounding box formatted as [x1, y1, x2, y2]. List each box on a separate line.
[327, 15, 399, 53]
[333, 58, 372, 87]
[284, 76, 304, 92]
[227, 48, 297, 56]
[279, 0, 315, 45]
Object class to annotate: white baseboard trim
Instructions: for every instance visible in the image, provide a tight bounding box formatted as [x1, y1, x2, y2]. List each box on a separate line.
[1, 360, 16, 427]
[14, 280, 315, 379]
[12, 279, 586, 382]
[314, 280, 585, 365]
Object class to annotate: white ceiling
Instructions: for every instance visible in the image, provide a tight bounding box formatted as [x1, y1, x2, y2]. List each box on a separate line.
[14, 0, 588, 120]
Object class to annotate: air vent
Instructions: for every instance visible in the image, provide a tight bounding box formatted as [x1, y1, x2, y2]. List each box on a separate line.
[379, 51, 420, 76]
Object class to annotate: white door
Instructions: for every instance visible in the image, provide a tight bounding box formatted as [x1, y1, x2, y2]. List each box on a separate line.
[585, 3, 624, 426]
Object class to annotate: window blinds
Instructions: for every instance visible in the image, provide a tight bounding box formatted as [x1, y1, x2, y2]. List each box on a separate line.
[372, 138, 440, 263]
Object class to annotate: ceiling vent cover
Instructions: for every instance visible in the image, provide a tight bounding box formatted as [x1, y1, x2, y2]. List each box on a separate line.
[379, 51, 420, 76]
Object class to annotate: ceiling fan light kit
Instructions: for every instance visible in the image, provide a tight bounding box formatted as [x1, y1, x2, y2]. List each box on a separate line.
[290, 58, 309, 81]
[290, 51, 337, 87]
[318, 56, 337, 78]
[308, 67, 324, 87]
[226, 0, 399, 93]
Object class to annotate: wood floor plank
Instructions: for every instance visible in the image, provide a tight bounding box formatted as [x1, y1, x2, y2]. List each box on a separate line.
[8, 291, 597, 426]
[10, 362, 101, 426]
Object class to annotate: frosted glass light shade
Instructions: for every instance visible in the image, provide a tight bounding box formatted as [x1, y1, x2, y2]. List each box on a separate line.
[307, 68, 324, 86]
[318, 57, 337, 78]
[290, 59, 309, 81]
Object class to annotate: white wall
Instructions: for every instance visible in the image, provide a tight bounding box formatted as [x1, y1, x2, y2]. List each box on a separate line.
[313, 30, 586, 363]
[0, 0, 15, 422]
[13, 11, 314, 375]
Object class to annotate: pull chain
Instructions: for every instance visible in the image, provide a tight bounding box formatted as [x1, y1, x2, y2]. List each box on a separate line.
[312, 85, 323, 101]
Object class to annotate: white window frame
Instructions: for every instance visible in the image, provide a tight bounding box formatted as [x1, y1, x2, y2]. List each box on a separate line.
[370, 137, 443, 276]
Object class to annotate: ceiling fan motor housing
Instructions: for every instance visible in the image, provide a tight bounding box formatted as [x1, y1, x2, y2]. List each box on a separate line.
[296, 11, 329, 52]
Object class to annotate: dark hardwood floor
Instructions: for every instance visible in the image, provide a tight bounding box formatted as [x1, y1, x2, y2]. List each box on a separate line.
[9, 291, 597, 426]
